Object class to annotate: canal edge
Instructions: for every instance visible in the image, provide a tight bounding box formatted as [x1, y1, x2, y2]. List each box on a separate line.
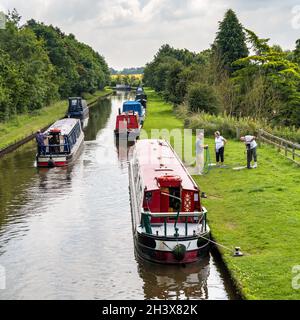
[0, 91, 114, 158]
[209, 236, 245, 300]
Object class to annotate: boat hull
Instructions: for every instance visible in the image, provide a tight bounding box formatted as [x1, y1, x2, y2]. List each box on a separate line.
[114, 128, 141, 141]
[133, 231, 210, 264]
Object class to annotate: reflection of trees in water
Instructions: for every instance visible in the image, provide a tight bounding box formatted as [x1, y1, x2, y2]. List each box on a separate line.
[0, 143, 36, 226]
[37, 166, 73, 190]
[0, 144, 74, 231]
[114, 91, 132, 103]
[136, 255, 210, 300]
[84, 98, 112, 141]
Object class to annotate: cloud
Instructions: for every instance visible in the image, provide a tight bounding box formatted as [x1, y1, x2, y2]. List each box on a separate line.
[0, 0, 299, 69]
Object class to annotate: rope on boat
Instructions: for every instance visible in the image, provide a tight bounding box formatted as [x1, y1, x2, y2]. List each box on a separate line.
[198, 234, 247, 256]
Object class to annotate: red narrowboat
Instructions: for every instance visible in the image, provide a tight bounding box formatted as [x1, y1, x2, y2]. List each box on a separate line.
[36, 118, 84, 167]
[114, 111, 141, 141]
[129, 139, 210, 264]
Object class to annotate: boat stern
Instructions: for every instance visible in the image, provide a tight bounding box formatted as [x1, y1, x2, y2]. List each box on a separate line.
[36, 155, 68, 167]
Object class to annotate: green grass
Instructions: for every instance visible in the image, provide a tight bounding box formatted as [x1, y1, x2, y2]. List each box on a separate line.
[143, 89, 300, 300]
[0, 88, 113, 150]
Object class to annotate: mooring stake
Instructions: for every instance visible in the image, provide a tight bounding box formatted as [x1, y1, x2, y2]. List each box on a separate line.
[233, 247, 244, 257]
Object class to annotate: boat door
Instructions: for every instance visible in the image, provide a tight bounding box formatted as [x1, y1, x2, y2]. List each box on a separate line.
[158, 175, 182, 213]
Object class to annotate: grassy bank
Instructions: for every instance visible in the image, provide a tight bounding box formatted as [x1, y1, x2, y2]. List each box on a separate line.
[0, 88, 113, 150]
[143, 89, 300, 300]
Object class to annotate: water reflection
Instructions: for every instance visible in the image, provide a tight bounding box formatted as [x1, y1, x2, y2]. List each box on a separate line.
[84, 98, 112, 141]
[0, 91, 233, 300]
[137, 255, 210, 300]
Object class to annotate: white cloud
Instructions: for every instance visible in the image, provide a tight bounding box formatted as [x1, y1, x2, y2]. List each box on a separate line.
[0, 0, 298, 69]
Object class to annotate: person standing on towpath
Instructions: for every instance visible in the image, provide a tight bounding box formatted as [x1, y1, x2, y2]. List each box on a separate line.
[214, 131, 227, 166]
[240, 135, 258, 169]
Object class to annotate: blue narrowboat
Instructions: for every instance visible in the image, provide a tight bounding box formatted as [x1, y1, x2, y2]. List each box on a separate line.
[122, 101, 145, 125]
[36, 118, 84, 167]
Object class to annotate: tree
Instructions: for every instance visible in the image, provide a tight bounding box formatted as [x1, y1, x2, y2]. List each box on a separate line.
[233, 29, 300, 126]
[187, 83, 219, 114]
[0, 13, 110, 122]
[213, 9, 248, 72]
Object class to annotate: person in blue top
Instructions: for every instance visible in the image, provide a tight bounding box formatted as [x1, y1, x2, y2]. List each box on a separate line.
[35, 130, 47, 155]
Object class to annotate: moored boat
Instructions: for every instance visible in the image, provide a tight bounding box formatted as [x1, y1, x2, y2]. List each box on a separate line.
[123, 101, 145, 125]
[114, 111, 141, 141]
[36, 118, 84, 167]
[129, 139, 210, 264]
[67, 97, 89, 127]
[135, 93, 147, 109]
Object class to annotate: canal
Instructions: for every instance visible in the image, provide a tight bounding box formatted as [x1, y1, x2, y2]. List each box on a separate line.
[0, 92, 235, 300]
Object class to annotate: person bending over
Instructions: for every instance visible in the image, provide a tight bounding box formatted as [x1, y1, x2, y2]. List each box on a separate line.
[240, 135, 258, 169]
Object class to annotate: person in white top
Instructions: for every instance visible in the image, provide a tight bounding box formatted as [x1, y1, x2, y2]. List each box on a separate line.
[240, 135, 258, 169]
[214, 131, 227, 166]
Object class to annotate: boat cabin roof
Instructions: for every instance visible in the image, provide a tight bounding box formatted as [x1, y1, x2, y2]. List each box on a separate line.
[123, 101, 143, 116]
[46, 118, 80, 136]
[135, 139, 199, 192]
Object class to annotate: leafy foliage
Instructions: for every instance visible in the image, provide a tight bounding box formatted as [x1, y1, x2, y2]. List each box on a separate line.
[213, 9, 248, 72]
[187, 83, 219, 114]
[233, 29, 300, 126]
[0, 11, 110, 121]
[144, 8, 300, 130]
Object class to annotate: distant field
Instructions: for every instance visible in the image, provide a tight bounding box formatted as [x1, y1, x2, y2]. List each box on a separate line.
[111, 74, 143, 80]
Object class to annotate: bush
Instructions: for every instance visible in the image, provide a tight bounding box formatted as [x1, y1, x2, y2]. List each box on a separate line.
[187, 83, 219, 114]
[175, 104, 300, 143]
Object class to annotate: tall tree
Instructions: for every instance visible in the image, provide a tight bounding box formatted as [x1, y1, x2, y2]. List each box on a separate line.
[214, 9, 248, 72]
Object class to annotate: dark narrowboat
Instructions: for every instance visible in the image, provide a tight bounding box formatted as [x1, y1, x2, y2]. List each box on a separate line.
[67, 97, 89, 126]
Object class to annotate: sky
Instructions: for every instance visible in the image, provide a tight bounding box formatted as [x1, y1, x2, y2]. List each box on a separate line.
[0, 0, 300, 70]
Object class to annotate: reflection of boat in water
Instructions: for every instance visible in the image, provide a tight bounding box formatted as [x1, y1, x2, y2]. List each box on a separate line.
[115, 137, 134, 164]
[136, 254, 210, 300]
[36, 118, 84, 167]
[129, 139, 210, 264]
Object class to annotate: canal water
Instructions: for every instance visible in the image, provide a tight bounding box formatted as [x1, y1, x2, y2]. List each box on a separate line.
[0, 92, 235, 300]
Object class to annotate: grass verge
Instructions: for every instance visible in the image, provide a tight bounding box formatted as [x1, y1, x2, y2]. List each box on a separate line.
[0, 87, 113, 150]
[143, 89, 300, 300]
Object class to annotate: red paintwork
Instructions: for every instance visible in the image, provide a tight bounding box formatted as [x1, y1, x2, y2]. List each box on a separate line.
[153, 249, 200, 264]
[115, 112, 139, 131]
[131, 139, 209, 265]
[136, 140, 201, 218]
[50, 128, 61, 133]
[37, 161, 67, 167]
[156, 175, 182, 188]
